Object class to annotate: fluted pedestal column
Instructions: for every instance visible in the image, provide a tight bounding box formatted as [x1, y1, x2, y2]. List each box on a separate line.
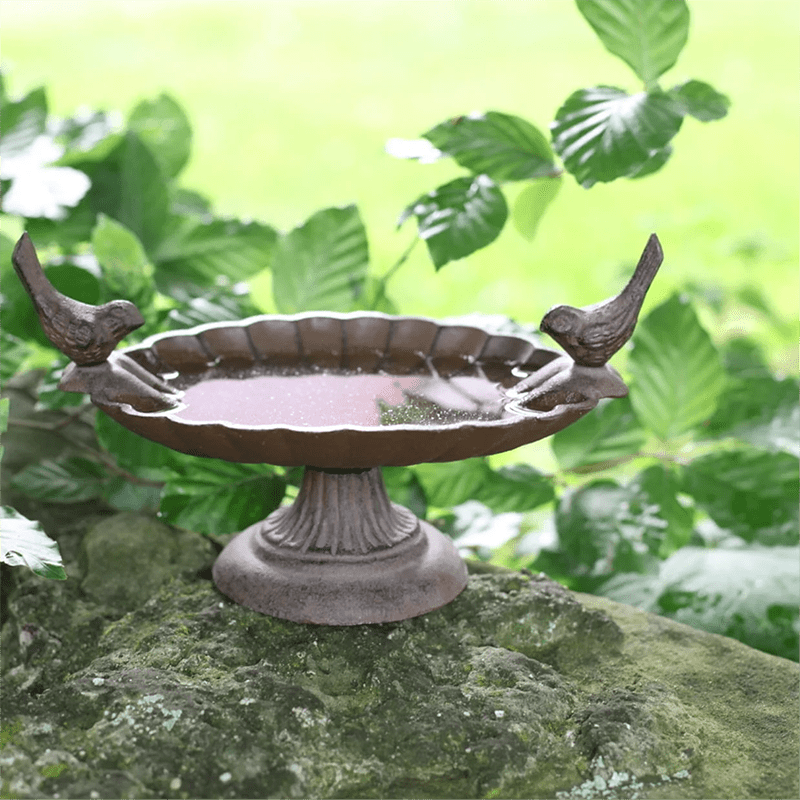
[212, 467, 468, 625]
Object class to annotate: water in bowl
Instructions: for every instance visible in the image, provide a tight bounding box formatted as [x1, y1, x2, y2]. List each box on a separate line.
[170, 368, 510, 427]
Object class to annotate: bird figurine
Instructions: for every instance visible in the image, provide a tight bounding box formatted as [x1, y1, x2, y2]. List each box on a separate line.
[12, 232, 145, 365]
[12, 232, 181, 412]
[539, 234, 663, 367]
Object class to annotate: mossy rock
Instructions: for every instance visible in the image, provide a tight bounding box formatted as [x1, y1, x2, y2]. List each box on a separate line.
[1, 514, 797, 799]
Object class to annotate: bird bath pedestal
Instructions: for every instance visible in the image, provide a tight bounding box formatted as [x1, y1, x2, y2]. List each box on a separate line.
[12, 233, 663, 625]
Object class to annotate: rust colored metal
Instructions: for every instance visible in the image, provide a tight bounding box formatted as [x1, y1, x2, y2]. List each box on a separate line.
[539, 234, 663, 367]
[12, 233, 181, 412]
[212, 467, 468, 624]
[12, 232, 663, 625]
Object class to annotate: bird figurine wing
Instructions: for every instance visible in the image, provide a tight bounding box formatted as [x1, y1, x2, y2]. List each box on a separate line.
[11, 232, 180, 412]
[12, 232, 145, 365]
[539, 234, 663, 367]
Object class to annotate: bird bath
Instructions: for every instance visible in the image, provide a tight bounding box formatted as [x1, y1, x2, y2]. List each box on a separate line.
[12, 233, 663, 625]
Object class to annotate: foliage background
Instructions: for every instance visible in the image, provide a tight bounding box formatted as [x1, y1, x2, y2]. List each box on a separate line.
[1, 1, 798, 661]
[2, 0, 797, 355]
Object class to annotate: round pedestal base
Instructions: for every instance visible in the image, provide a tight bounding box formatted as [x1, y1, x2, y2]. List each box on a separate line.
[212, 467, 468, 625]
[212, 520, 467, 625]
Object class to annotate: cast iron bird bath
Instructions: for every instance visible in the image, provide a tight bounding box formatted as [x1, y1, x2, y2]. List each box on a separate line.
[12, 233, 663, 625]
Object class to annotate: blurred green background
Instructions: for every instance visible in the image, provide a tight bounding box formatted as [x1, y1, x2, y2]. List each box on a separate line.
[2, 0, 797, 366]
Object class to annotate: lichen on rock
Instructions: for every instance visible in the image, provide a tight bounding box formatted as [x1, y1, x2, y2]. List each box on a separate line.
[1, 512, 798, 799]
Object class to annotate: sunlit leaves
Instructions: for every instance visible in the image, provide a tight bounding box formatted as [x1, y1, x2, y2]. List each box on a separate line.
[92, 214, 155, 310]
[128, 93, 192, 179]
[160, 462, 286, 537]
[272, 205, 369, 312]
[1, 506, 66, 580]
[576, 0, 690, 86]
[628, 294, 725, 441]
[512, 176, 563, 240]
[413, 459, 554, 514]
[682, 448, 799, 545]
[703, 375, 799, 457]
[80, 131, 169, 251]
[400, 175, 507, 269]
[478, 463, 555, 513]
[423, 112, 556, 182]
[552, 397, 646, 471]
[0, 397, 8, 463]
[0, 86, 91, 220]
[601, 545, 800, 661]
[669, 79, 730, 122]
[551, 86, 683, 187]
[153, 216, 278, 292]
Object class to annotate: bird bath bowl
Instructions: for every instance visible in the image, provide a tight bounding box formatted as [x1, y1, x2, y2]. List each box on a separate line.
[12, 233, 663, 625]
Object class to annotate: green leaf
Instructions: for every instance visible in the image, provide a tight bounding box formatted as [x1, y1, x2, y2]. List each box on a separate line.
[169, 187, 212, 217]
[55, 109, 120, 165]
[103, 478, 162, 513]
[601, 546, 800, 661]
[91, 214, 155, 310]
[81, 131, 169, 251]
[11, 457, 109, 503]
[95, 413, 189, 478]
[551, 86, 683, 187]
[400, 175, 508, 269]
[555, 479, 667, 576]
[682, 447, 798, 545]
[271, 205, 369, 313]
[449, 500, 523, 552]
[1, 506, 66, 580]
[160, 462, 286, 536]
[0, 96, 92, 219]
[703, 375, 799, 457]
[21, 197, 97, 252]
[153, 216, 278, 291]
[423, 111, 556, 181]
[128, 93, 192, 179]
[629, 464, 693, 557]
[0, 86, 48, 160]
[476, 464, 555, 513]
[0, 397, 8, 463]
[1, 243, 100, 350]
[0, 331, 37, 384]
[418, 459, 552, 519]
[512, 176, 563, 240]
[628, 144, 673, 179]
[628, 294, 725, 441]
[576, 0, 690, 85]
[413, 459, 489, 509]
[164, 289, 261, 330]
[381, 466, 427, 519]
[551, 396, 646, 470]
[669, 79, 730, 122]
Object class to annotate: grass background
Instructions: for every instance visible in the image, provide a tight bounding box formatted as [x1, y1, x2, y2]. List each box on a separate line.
[2, 0, 797, 368]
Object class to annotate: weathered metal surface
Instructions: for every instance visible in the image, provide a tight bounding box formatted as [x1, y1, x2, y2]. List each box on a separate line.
[539, 234, 663, 366]
[213, 467, 468, 624]
[12, 231, 663, 624]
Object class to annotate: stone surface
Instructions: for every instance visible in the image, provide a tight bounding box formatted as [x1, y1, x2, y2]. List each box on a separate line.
[81, 512, 215, 613]
[1, 512, 798, 800]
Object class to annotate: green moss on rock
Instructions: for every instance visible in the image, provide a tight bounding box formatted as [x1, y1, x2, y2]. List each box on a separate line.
[1, 514, 797, 799]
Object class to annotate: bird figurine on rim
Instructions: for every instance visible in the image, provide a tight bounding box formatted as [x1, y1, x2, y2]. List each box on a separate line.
[12, 232, 181, 412]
